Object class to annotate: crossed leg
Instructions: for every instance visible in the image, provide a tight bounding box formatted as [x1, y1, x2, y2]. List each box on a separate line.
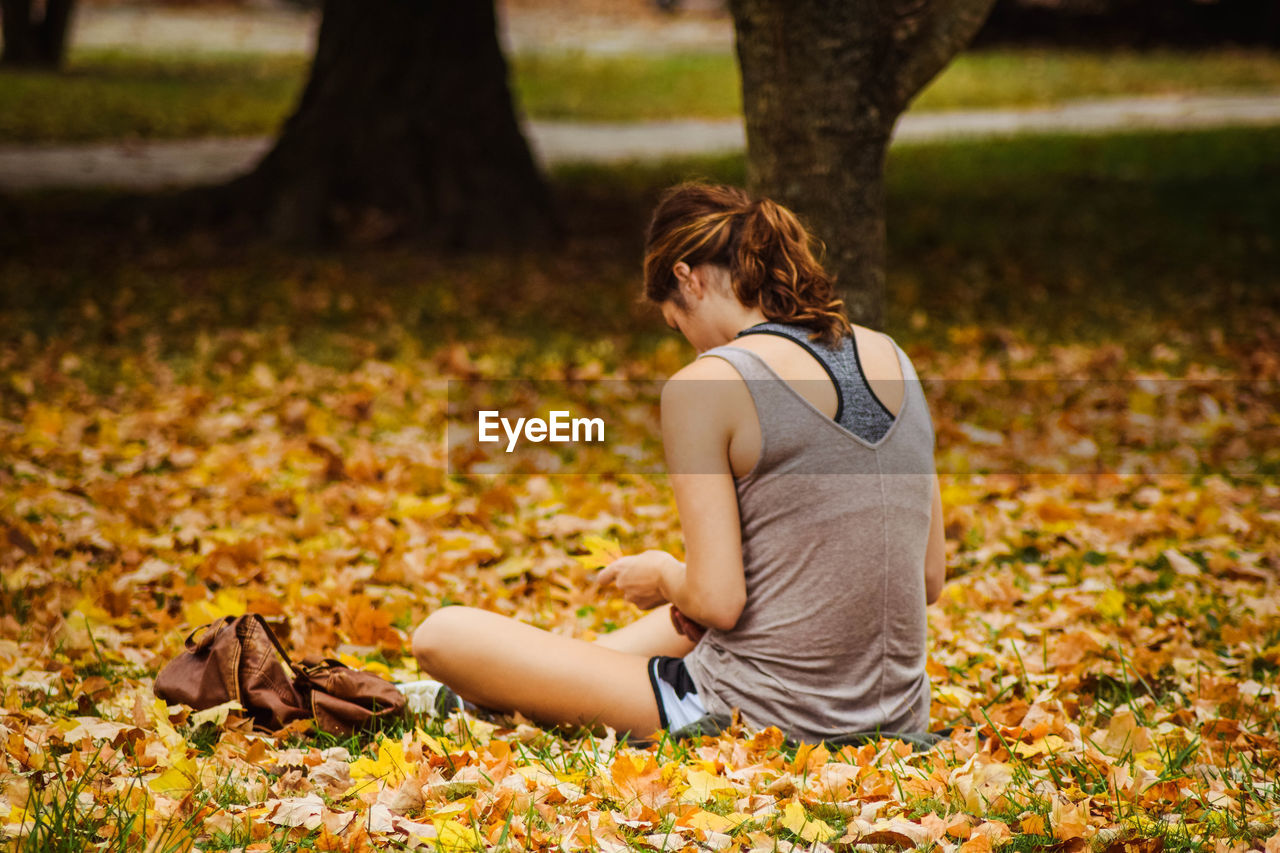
[412, 604, 696, 737]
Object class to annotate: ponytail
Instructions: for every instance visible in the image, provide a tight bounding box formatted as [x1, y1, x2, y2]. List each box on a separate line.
[729, 199, 850, 346]
[643, 183, 851, 346]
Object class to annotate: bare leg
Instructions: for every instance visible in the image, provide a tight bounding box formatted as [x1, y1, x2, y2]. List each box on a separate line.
[412, 606, 662, 736]
[594, 604, 696, 658]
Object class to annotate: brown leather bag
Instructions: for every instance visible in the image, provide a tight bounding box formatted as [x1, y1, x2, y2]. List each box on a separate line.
[294, 659, 409, 737]
[154, 614, 405, 736]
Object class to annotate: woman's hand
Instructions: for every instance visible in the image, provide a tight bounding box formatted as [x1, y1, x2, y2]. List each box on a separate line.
[597, 550, 684, 611]
[669, 606, 707, 642]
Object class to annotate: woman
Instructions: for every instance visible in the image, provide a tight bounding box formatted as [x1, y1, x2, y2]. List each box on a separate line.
[411, 183, 946, 743]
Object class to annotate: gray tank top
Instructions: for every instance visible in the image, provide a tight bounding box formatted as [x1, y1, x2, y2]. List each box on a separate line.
[680, 330, 936, 743]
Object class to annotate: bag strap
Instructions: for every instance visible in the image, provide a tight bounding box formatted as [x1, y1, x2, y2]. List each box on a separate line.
[296, 658, 348, 678]
[239, 613, 298, 679]
[253, 614, 295, 665]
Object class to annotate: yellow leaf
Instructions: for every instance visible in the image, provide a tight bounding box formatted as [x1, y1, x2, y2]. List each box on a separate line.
[572, 535, 623, 570]
[952, 758, 1015, 811]
[183, 588, 246, 627]
[779, 801, 837, 844]
[60, 717, 138, 745]
[349, 736, 410, 787]
[2, 805, 30, 833]
[413, 728, 447, 757]
[191, 700, 244, 728]
[1010, 735, 1067, 758]
[436, 820, 483, 852]
[24, 403, 63, 444]
[688, 810, 734, 834]
[687, 810, 751, 834]
[394, 493, 451, 520]
[1096, 588, 1126, 621]
[683, 769, 736, 803]
[337, 652, 391, 677]
[73, 596, 112, 625]
[432, 802, 470, 821]
[941, 482, 971, 508]
[935, 684, 976, 709]
[150, 698, 186, 750]
[149, 755, 199, 795]
[1129, 390, 1158, 417]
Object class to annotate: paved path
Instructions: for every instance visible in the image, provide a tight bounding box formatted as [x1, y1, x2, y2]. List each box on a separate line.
[70, 4, 734, 57]
[1, 93, 1278, 192]
[70, 6, 319, 56]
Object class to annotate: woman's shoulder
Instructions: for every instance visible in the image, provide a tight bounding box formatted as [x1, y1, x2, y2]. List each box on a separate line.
[662, 350, 754, 422]
[848, 322, 897, 348]
[850, 325, 907, 375]
[670, 350, 744, 383]
[661, 351, 755, 451]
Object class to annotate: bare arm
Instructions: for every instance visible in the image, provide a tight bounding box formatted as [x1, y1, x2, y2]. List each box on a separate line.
[657, 362, 747, 630]
[601, 360, 747, 630]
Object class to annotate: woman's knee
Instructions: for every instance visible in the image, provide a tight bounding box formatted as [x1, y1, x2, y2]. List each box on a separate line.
[412, 605, 476, 672]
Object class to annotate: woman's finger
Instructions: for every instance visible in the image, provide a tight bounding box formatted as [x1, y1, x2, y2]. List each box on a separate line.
[597, 564, 619, 586]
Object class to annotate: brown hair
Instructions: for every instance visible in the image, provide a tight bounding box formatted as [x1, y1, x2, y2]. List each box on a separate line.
[642, 182, 851, 346]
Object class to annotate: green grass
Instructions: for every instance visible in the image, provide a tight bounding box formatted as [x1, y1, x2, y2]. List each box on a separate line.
[12, 748, 199, 853]
[883, 125, 1280, 343]
[0, 50, 308, 143]
[512, 51, 741, 121]
[1, 47, 1279, 142]
[911, 48, 1280, 111]
[1, 126, 1275, 366]
[519, 47, 1280, 120]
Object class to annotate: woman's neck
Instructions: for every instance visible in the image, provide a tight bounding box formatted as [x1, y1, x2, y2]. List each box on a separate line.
[718, 307, 769, 344]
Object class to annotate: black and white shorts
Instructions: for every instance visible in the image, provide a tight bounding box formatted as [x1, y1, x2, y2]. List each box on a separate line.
[647, 656, 708, 730]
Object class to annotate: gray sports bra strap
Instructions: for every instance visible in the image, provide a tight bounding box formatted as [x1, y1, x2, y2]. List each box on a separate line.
[732, 322, 895, 443]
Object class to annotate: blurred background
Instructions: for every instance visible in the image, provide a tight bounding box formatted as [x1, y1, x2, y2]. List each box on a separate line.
[0, 0, 1276, 365]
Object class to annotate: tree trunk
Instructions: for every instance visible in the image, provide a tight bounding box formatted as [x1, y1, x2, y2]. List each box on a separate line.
[229, 0, 557, 250]
[1, 0, 76, 68]
[729, 0, 995, 329]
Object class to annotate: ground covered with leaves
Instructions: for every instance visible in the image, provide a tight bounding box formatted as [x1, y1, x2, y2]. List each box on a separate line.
[1, 131, 1278, 851]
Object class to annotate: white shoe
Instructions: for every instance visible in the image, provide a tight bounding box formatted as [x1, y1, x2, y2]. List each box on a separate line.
[396, 679, 463, 717]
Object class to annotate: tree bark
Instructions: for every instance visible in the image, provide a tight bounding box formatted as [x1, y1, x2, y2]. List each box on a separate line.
[227, 0, 557, 250]
[729, 0, 996, 329]
[1, 0, 76, 68]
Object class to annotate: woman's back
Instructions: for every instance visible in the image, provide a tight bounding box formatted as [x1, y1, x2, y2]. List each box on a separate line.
[680, 325, 936, 743]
